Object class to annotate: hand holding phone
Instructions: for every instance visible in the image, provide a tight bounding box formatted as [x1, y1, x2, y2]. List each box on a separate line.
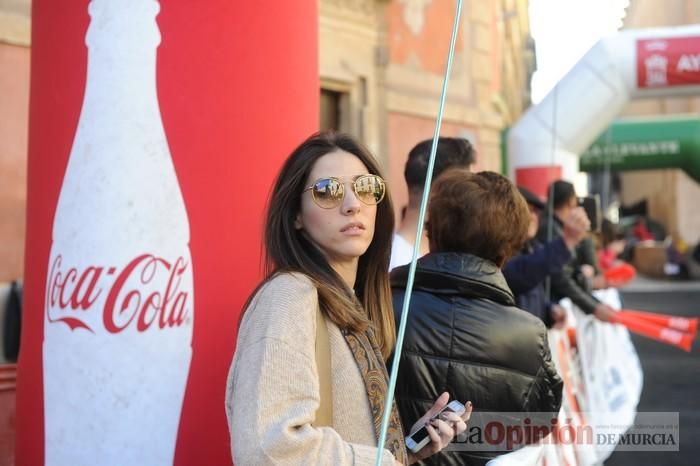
[405, 400, 466, 453]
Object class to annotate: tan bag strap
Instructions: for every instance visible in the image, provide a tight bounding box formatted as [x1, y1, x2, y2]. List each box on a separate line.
[313, 307, 333, 427]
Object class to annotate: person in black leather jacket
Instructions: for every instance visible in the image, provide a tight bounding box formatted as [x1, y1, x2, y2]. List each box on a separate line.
[391, 170, 563, 466]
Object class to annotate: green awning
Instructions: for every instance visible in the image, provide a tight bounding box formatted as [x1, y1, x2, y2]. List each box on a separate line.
[580, 116, 700, 183]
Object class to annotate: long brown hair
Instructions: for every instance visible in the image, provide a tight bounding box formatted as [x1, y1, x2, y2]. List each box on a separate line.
[247, 132, 396, 358]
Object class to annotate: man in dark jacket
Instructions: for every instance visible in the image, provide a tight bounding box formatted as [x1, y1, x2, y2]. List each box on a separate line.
[504, 186, 589, 327]
[391, 171, 563, 466]
[537, 181, 616, 322]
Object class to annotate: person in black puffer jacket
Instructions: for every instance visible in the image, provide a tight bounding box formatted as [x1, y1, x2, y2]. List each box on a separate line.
[391, 170, 563, 466]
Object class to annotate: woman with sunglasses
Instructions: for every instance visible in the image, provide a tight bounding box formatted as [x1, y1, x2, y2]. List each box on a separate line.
[226, 132, 470, 465]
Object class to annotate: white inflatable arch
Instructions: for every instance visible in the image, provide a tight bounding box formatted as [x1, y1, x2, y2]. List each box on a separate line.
[508, 24, 700, 198]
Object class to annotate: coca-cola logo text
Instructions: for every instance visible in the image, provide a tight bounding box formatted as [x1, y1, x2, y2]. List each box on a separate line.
[46, 254, 191, 333]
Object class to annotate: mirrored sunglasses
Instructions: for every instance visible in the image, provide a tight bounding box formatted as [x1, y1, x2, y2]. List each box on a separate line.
[303, 174, 386, 209]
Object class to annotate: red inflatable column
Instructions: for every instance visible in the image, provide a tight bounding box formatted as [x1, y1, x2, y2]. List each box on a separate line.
[515, 165, 563, 201]
[17, 1, 318, 465]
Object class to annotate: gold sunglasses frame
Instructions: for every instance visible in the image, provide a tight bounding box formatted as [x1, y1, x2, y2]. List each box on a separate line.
[303, 174, 386, 209]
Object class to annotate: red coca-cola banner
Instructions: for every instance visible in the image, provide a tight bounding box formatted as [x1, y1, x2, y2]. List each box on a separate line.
[18, 1, 319, 465]
[637, 36, 700, 88]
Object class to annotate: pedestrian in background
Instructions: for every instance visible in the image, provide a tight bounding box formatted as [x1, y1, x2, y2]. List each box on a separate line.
[390, 137, 475, 270]
[503, 186, 589, 327]
[537, 180, 616, 322]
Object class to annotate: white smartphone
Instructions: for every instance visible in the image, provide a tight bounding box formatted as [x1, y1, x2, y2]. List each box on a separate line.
[405, 400, 466, 454]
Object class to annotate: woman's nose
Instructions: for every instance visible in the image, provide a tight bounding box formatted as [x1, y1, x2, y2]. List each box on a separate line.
[341, 186, 361, 215]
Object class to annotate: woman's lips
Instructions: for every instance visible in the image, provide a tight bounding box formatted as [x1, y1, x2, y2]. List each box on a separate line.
[341, 222, 365, 235]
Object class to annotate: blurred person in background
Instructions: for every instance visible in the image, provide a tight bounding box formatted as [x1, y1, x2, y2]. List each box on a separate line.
[537, 180, 616, 322]
[597, 218, 628, 272]
[503, 186, 589, 328]
[575, 235, 610, 290]
[390, 137, 475, 271]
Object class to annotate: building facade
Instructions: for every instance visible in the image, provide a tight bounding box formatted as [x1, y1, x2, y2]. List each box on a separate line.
[0, 0, 30, 282]
[320, 0, 534, 222]
[618, 0, 700, 244]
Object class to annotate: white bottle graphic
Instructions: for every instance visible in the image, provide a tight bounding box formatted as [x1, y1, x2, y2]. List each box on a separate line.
[43, 1, 193, 464]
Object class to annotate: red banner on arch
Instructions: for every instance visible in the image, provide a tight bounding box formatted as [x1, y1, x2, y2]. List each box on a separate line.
[637, 36, 700, 88]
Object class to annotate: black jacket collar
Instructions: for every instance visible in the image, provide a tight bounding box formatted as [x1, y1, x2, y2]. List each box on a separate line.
[390, 252, 515, 306]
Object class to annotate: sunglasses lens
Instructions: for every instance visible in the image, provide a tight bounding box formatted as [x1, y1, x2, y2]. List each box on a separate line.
[355, 175, 385, 205]
[312, 178, 344, 208]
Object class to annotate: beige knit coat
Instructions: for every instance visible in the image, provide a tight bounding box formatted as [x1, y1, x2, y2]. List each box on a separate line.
[226, 272, 397, 465]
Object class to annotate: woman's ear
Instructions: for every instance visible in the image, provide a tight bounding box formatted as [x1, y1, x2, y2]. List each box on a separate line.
[294, 214, 303, 230]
